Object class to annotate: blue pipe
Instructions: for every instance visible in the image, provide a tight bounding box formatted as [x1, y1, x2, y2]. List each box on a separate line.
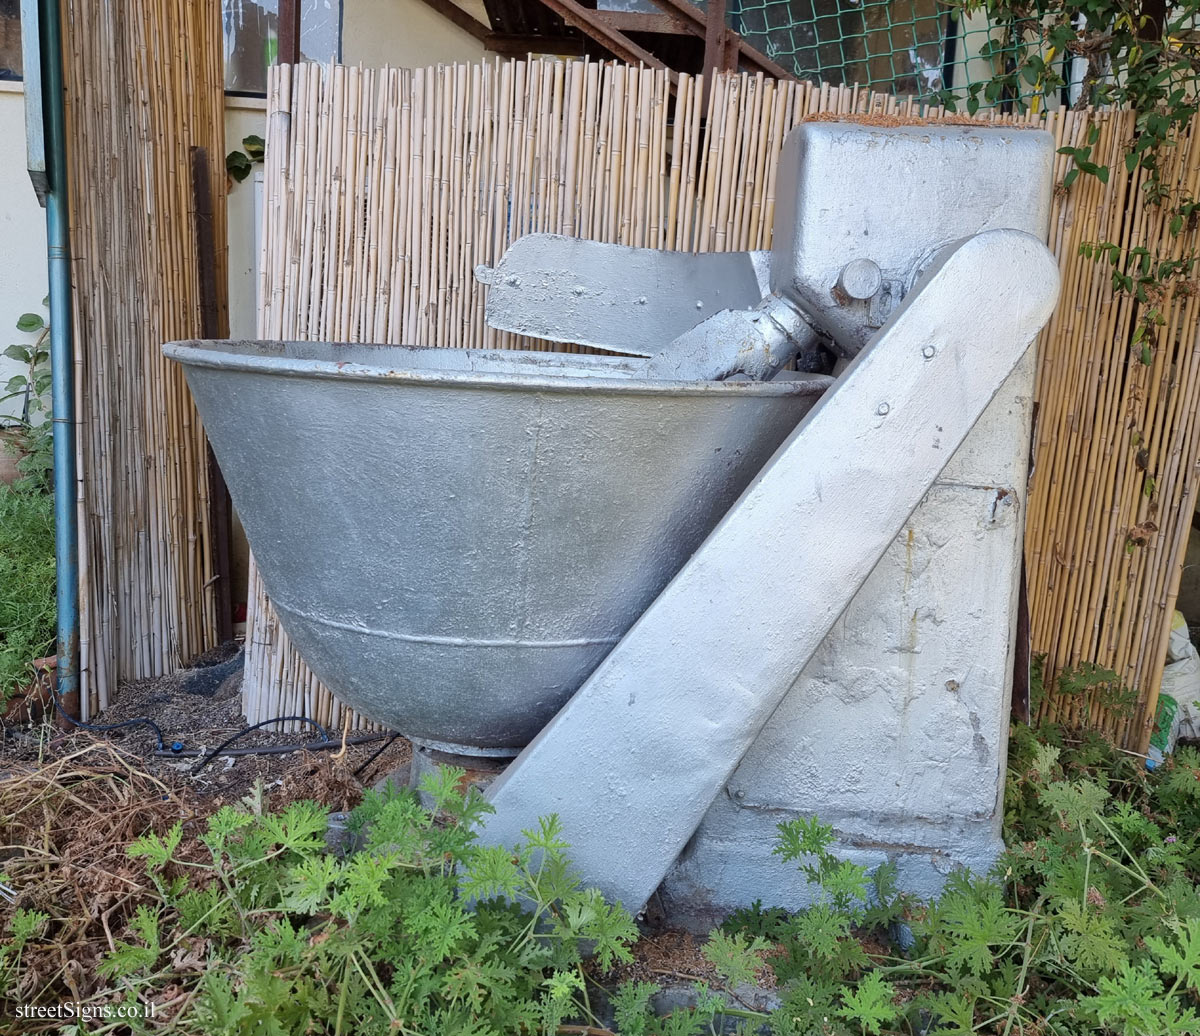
[37, 0, 80, 712]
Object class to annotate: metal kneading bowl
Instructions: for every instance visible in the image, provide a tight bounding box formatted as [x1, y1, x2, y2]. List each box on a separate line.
[165, 339, 831, 755]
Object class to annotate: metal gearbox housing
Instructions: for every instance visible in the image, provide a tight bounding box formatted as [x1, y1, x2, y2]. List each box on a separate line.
[768, 122, 1055, 357]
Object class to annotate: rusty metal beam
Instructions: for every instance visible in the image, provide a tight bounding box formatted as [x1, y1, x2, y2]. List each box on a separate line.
[595, 10, 692, 34]
[485, 33, 587, 57]
[645, 0, 794, 80]
[278, 0, 301, 64]
[528, 0, 672, 75]
[703, 0, 730, 74]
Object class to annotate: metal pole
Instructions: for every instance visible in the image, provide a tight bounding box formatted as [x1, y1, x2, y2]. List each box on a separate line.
[37, 0, 80, 715]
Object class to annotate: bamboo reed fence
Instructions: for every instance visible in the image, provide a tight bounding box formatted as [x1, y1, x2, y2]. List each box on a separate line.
[63, 0, 227, 716]
[244, 58, 1200, 753]
[1027, 108, 1200, 750]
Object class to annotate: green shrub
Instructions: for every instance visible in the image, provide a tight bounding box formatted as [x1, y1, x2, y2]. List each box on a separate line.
[718, 726, 1200, 1036]
[0, 481, 55, 706]
[48, 767, 639, 1035]
[6, 723, 1200, 1034]
[2, 307, 53, 493]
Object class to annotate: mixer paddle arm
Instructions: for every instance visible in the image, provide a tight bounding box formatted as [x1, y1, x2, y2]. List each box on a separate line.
[475, 234, 772, 357]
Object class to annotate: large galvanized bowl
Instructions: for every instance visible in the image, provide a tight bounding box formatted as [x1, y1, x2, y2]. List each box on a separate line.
[165, 340, 829, 755]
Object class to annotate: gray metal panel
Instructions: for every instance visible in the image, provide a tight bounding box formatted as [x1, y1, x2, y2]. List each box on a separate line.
[21, 0, 48, 205]
[167, 339, 830, 754]
[479, 229, 1060, 911]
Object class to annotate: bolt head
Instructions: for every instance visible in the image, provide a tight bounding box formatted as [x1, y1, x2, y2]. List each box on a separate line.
[837, 258, 883, 301]
[922, 345, 937, 359]
[876, 402, 890, 416]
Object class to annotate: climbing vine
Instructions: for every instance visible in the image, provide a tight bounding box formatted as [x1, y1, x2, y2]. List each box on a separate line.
[936, 0, 1200, 370]
[940, 0, 1199, 137]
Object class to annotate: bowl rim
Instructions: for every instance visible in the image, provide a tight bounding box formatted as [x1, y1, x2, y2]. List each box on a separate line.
[163, 339, 832, 399]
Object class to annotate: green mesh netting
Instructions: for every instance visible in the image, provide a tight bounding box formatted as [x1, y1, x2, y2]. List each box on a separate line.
[728, 0, 1056, 106]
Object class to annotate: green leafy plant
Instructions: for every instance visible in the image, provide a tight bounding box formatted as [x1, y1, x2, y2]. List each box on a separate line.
[932, 0, 1199, 385]
[0, 908, 50, 1002]
[935, 0, 1199, 132]
[2, 305, 53, 490]
[2, 308, 50, 425]
[9, 730, 1200, 1035]
[226, 134, 266, 185]
[0, 480, 55, 709]
[68, 768, 641, 1034]
[709, 726, 1200, 1035]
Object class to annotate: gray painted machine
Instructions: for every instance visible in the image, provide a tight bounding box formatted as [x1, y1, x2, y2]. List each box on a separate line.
[167, 121, 1060, 920]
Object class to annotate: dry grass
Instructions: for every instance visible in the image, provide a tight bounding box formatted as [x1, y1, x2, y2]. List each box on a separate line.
[1, 740, 209, 1008]
[0, 728, 410, 1021]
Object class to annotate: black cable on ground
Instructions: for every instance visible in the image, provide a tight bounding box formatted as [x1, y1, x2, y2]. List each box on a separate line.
[191, 716, 332, 774]
[153, 733, 388, 760]
[49, 690, 166, 751]
[352, 732, 401, 779]
[42, 679, 390, 776]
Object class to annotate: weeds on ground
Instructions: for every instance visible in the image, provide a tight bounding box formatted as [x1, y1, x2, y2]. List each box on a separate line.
[4, 724, 1200, 1034]
[718, 725, 1200, 1035]
[3, 766, 639, 1034]
[0, 480, 55, 708]
[1, 305, 56, 708]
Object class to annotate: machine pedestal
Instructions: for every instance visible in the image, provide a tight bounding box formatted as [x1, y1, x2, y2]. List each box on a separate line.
[658, 356, 1032, 928]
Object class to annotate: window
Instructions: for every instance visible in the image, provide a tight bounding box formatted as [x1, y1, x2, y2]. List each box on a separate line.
[0, 0, 21, 81]
[223, 0, 341, 95]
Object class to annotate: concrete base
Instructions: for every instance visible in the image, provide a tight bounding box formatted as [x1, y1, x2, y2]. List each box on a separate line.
[661, 802, 1001, 932]
[375, 743, 507, 806]
[657, 352, 1033, 928]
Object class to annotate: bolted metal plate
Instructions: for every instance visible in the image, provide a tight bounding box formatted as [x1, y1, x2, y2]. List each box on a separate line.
[769, 123, 1055, 356]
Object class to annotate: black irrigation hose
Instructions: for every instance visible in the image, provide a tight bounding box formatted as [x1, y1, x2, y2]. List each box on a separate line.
[190, 716, 332, 775]
[44, 683, 398, 777]
[352, 733, 401, 779]
[49, 689, 166, 751]
[152, 733, 388, 760]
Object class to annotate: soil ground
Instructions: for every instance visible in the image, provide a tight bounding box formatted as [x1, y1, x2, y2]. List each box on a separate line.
[1, 646, 412, 806]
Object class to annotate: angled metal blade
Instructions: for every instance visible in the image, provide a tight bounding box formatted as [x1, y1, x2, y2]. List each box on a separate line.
[476, 234, 771, 356]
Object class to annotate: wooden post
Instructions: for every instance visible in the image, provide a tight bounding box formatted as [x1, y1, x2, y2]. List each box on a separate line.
[703, 0, 733, 75]
[278, 0, 301, 65]
[191, 146, 234, 644]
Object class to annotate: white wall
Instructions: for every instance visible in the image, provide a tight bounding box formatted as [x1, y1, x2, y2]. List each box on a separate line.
[0, 0, 491, 383]
[343, 0, 487, 69]
[226, 98, 268, 340]
[0, 83, 48, 423]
